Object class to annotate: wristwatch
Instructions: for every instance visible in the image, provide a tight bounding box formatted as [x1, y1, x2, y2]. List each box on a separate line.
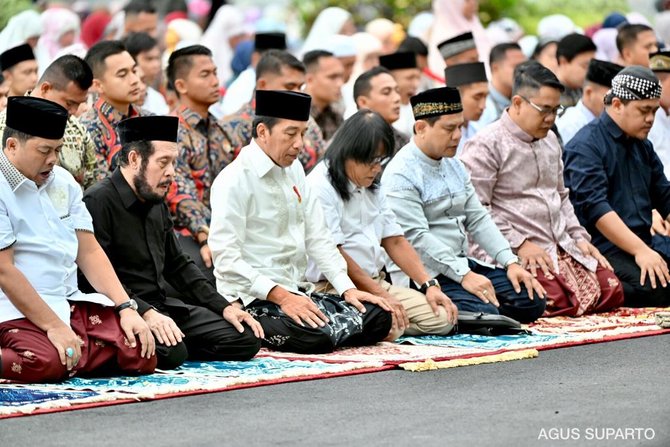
[419, 278, 440, 294]
[504, 258, 522, 270]
[115, 299, 138, 314]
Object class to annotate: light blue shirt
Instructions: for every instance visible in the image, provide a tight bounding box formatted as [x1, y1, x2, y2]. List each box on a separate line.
[556, 100, 596, 146]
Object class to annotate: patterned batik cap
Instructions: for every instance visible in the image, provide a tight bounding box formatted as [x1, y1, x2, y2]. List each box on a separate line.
[608, 66, 662, 101]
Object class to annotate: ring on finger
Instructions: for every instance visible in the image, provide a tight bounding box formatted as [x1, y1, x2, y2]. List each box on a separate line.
[481, 290, 488, 296]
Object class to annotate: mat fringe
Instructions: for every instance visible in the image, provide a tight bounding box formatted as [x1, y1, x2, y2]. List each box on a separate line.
[398, 349, 539, 372]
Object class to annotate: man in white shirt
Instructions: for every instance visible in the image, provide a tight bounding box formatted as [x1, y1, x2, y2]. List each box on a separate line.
[444, 62, 489, 156]
[306, 110, 457, 339]
[556, 59, 622, 145]
[209, 90, 394, 354]
[0, 97, 155, 382]
[649, 51, 670, 177]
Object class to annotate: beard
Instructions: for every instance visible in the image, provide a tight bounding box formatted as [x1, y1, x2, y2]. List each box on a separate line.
[133, 165, 169, 204]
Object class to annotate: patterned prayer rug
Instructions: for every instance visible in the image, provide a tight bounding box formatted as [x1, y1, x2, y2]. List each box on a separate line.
[0, 357, 388, 419]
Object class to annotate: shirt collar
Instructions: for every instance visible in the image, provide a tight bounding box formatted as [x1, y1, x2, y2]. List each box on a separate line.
[96, 97, 140, 124]
[111, 167, 142, 210]
[409, 138, 441, 167]
[249, 139, 280, 178]
[489, 84, 511, 107]
[500, 110, 536, 143]
[576, 100, 596, 121]
[0, 149, 28, 191]
[601, 111, 625, 140]
[177, 105, 210, 132]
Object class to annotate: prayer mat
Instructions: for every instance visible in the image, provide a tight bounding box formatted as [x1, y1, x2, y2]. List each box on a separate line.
[0, 357, 388, 418]
[257, 307, 670, 364]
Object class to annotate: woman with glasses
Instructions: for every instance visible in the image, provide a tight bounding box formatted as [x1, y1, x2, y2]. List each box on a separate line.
[305, 109, 457, 339]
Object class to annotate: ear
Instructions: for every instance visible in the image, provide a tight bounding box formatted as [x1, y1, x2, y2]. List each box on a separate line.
[356, 95, 369, 109]
[558, 56, 568, 66]
[127, 149, 141, 169]
[256, 78, 266, 90]
[174, 78, 187, 97]
[91, 78, 103, 94]
[39, 81, 52, 96]
[256, 122, 268, 140]
[414, 119, 427, 135]
[510, 95, 523, 112]
[4, 137, 18, 153]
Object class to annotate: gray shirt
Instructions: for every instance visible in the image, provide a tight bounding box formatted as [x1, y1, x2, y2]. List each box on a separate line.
[381, 139, 517, 283]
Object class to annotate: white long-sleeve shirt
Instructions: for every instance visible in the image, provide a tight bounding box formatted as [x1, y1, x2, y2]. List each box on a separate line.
[209, 140, 355, 306]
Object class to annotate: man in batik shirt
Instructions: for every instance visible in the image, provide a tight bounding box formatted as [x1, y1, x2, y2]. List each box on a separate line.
[166, 45, 234, 282]
[80, 41, 144, 181]
[462, 62, 624, 316]
[0, 55, 97, 189]
[220, 50, 326, 173]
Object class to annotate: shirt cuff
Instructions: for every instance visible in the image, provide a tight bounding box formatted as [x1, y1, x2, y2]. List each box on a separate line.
[587, 201, 614, 226]
[329, 272, 356, 296]
[494, 248, 518, 267]
[507, 230, 527, 250]
[250, 275, 279, 300]
[444, 257, 471, 284]
[206, 294, 231, 315]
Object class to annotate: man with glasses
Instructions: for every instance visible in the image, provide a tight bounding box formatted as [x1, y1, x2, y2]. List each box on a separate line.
[383, 86, 547, 323]
[564, 66, 670, 307]
[462, 62, 624, 316]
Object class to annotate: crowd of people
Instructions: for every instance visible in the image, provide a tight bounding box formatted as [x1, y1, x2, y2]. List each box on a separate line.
[0, 0, 669, 383]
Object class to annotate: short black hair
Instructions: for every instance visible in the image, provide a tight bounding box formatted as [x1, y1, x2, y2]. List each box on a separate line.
[124, 0, 156, 16]
[325, 109, 394, 201]
[303, 50, 334, 73]
[4, 126, 33, 146]
[123, 32, 158, 59]
[256, 49, 305, 81]
[616, 24, 655, 53]
[398, 37, 429, 57]
[118, 140, 155, 167]
[38, 55, 93, 91]
[166, 44, 212, 94]
[489, 42, 522, 66]
[251, 115, 280, 138]
[353, 66, 391, 103]
[556, 33, 597, 63]
[512, 60, 565, 96]
[85, 40, 127, 78]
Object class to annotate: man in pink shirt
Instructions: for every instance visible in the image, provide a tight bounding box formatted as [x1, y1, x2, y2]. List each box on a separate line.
[462, 61, 624, 316]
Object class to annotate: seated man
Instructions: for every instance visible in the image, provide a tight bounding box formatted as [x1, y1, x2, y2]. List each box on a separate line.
[303, 50, 345, 142]
[379, 51, 421, 137]
[209, 90, 394, 354]
[564, 66, 670, 307]
[554, 34, 597, 109]
[556, 59, 623, 145]
[462, 62, 624, 317]
[0, 43, 38, 98]
[220, 49, 326, 173]
[0, 97, 155, 382]
[443, 62, 489, 154]
[306, 110, 457, 338]
[382, 87, 547, 323]
[353, 66, 408, 155]
[436, 32, 480, 84]
[648, 51, 670, 178]
[80, 41, 144, 182]
[83, 116, 262, 367]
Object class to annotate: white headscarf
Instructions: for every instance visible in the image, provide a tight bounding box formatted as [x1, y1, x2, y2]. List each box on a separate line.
[201, 5, 248, 86]
[0, 10, 43, 53]
[301, 7, 352, 55]
[537, 14, 579, 43]
[36, 8, 81, 75]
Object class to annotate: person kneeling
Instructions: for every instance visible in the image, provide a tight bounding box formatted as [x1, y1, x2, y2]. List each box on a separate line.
[0, 97, 155, 382]
[306, 109, 457, 339]
[82, 116, 263, 369]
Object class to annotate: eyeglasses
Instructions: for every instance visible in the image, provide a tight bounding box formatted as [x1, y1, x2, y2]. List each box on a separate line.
[368, 155, 390, 166]
[520, 96, 564, 117]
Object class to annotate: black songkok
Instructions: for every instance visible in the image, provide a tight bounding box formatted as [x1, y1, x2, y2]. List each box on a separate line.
[117, 116, 180, 145]
[410, 87, 463, 120]
[379, 52, 417, 70]
[6, 97, 68, 140]
[256, 90, 312, 121]
[254, 33, 287, 52]
[0, 43, 35, 71]
[585, 59, 623, 88]
[445, 62, 488, 87]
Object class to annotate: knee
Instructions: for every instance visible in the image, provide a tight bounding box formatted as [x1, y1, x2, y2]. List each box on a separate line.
[411, 309, 455, 336]
[17, 352, 68, 382]
[363, 304, 393, 341]
[228, 329, 262, 360]
[156, 342, 188, 370]
[514, 297, 547, 324]
[454, 299, 499, 315]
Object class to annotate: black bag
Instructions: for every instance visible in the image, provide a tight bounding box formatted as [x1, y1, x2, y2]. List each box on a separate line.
[455, 311, 530, 336]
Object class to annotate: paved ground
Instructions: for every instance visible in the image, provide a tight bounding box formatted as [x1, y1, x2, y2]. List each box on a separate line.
[1, 335, 668, 447]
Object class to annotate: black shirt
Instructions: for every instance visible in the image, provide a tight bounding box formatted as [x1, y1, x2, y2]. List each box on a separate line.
[81, 168, 229, 316]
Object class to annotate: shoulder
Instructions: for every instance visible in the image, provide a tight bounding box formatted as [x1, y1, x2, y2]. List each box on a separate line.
[83, 175, 114, 201]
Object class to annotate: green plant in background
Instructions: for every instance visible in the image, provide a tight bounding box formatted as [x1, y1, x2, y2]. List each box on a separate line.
[295, 0, 630, 37]
[0, 0, 33, 30]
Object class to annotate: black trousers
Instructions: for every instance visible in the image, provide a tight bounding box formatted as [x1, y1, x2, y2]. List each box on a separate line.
[606, 249, 670, 307]
[176, 233, 216, 285]
[246, 293, 392, 354]
[154, 298, 261, 368]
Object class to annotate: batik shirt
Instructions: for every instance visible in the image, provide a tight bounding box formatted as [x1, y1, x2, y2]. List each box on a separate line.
[220, 101, 326, 173]
[168, 105, 235, 237]
[0, 111, 97, 189]
[311, 103, 343, 142]
[461, 111, 596, 272]
[79, 97, 141, 182]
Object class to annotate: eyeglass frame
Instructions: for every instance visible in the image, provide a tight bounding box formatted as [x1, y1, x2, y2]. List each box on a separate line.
[367, 155, 391, 166]
[519, 95, 565, 117]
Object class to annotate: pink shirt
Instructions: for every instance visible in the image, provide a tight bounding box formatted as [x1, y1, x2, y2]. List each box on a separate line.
[461, 111, 597, 272]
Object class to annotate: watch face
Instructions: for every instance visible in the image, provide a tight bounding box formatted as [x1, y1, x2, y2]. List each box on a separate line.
[129, 299, 138, 310]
